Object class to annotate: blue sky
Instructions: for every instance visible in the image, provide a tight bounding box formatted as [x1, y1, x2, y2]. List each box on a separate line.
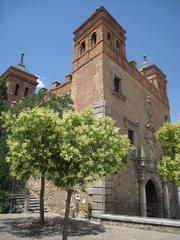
[0, 0, 179, 122]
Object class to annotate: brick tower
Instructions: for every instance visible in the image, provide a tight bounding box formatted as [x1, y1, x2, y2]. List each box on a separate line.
[0, 53, 38, 103]
[71, 6, 127, 112]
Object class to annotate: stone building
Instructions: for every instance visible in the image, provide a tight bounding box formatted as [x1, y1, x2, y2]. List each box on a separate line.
[1, 6, 179, 218]
[51, 6, 179, 218]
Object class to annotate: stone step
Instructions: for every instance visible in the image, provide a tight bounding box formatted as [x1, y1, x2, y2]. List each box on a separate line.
[99, 214, 180, 234]
[14, 190, 49, 213]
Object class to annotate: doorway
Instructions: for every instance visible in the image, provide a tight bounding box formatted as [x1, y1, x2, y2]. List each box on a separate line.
[145, 180, 159, 217]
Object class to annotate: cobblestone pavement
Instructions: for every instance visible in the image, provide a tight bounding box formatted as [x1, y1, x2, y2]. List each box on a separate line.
[0, 213, 179, 240]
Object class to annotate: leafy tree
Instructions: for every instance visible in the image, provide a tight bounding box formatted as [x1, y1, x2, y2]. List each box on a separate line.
[3, 107, 64, 223]
[0, 78, 15, 212]
[0, 77, 8, 101]
[156, 122, 180, 186]
[12, 90, 73, 116]
[0, 91, 72, 220]
[48, 110, 132, 240]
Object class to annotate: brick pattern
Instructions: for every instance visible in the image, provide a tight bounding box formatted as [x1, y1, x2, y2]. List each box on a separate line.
[0, 66, 38, 103]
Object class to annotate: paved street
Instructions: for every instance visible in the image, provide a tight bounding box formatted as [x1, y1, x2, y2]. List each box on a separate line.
[0, 213, 179, 240]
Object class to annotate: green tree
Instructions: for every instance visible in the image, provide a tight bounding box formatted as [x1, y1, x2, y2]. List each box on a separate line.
[0, 78, 15, 213]
[0, 77, 8, 101]
[1, 88, 73, 216]
[12, 90, 73, 116]
[48, 110, 132, 240]
[3, 107, 63, 223]
[156, 122, 180, 186]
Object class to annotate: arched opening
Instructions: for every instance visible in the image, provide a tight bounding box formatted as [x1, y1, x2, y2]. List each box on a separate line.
[80, 41, 86, 55]
[24, 87, 29, 96]
[91, 32, 97, 46]
[107, 32, 112, 46]
[116, 40, 120, 50]
[14, 84, 20, 96]
[145, 180, 159, 217]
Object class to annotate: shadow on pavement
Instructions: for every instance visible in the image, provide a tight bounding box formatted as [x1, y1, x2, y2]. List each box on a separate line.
[1, 215, 106, 238]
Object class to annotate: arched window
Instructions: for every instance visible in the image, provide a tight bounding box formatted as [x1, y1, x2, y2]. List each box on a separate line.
[80, 41, 86, 55]
[24, 87, 29, 96]
[91, 32, 97, 46]
[107, 32, 112, 46]
[116, 40, 120, 49]
[14, 84, 20, 96]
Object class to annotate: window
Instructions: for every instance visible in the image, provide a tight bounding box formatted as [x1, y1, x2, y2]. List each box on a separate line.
[113, 75, 121, 93]
[107, 32, 112, 46]
[128, 129, 135, 145]
[91, 32, 97, 46]
[116, 40, 120, 49]
[80, 41, 86, 55]
[24, 87, 29, 96]
[14, 84, 20, 96]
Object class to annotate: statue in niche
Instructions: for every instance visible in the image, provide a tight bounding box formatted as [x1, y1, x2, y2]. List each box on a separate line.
[149, 145, 154, 161]
[145, 96, 153, 122]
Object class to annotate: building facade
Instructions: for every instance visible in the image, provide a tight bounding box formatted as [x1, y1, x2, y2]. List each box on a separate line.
[51, 7, 178, 218]
[1, 6, 179, 218]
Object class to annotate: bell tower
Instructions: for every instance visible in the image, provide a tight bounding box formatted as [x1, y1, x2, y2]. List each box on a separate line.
[139, 55, 168, 106]
[71, 6, 127, 110]
[0, 53, 38, 103]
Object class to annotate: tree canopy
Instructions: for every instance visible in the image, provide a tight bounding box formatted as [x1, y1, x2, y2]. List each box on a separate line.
[156, 122, 180, 186]
[4, 107, 63, 180]
[49, 110, 131, 191]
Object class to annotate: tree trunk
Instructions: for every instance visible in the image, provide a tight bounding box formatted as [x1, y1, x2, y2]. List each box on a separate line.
[62, 190, 72, 240]
[40, 175, 45, 225]
[24, 187, 29, 213]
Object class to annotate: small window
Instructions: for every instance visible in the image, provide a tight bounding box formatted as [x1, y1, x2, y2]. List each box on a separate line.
[107, 32, 112, 46]
[24, 87, 29, 96]
[128, 129, 135, 145]
[113, 75, 121, 93]
[116, 40, 120, 49]
[80, 41, 86, 55]
[91, 32, 97, 46]
[14, 84, 20, 96]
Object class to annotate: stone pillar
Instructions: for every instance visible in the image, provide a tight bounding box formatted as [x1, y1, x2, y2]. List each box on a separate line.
[88, 176, 114, 217]
[164, 182, 171, 218]
[88, 179, 105, 217]
[139, 180, 147, 217]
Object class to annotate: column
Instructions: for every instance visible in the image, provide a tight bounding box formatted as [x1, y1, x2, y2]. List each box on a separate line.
[139, 181, 147, 217]
[164, 182, 170, 218]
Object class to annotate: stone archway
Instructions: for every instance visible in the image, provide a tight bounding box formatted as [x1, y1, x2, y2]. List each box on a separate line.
[145, 179, 159, 217]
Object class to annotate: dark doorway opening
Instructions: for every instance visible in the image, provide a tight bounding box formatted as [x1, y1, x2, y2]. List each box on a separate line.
[128, 129, 134, 145]
[145, 180, 159, 217]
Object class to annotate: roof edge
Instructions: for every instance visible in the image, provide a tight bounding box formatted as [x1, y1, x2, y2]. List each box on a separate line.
[73, 6, 126, 35]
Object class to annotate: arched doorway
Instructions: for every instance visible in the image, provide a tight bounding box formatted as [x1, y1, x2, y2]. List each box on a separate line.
[145, 180, 159, 217]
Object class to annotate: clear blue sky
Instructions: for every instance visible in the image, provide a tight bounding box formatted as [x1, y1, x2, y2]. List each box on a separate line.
[0, 0, 179, 122]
